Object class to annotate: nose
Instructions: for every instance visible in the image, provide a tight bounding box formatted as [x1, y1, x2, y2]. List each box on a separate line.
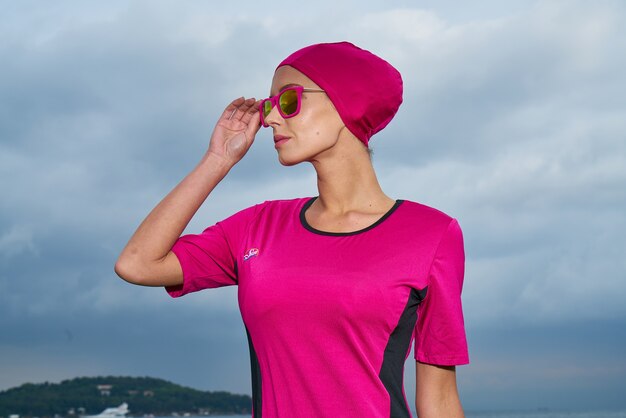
[263, 103, 284, 127]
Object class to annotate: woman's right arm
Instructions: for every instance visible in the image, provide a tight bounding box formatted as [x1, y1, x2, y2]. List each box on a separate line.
[114, 97, 262, 287]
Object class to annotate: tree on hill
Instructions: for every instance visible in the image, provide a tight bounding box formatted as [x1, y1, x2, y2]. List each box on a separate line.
[0, 376, 251, 417]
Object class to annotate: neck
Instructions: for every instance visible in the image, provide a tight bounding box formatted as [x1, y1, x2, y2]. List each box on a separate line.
[309, 135, 393, 214]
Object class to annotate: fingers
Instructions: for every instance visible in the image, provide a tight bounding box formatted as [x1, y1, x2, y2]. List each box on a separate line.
[245, 109, 262, 139]
[220, 97, 258, 122]
[241, 99, 262, 125]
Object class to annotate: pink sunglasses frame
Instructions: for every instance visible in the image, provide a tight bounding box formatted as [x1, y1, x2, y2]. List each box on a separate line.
[259, 85, 326, 127]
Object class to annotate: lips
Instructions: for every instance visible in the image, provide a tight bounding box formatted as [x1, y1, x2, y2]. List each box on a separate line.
[274, 135, 291, 145]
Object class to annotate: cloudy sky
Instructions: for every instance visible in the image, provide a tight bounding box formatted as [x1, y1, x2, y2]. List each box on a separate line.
[1, 0, 625, 412]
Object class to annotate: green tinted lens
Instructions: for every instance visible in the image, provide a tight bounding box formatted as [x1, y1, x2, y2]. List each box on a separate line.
[262, 100, 273, 118]
[279, 89, 298, 116]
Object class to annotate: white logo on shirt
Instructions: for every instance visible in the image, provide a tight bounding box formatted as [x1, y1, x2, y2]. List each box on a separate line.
[243, 248, 259, 261]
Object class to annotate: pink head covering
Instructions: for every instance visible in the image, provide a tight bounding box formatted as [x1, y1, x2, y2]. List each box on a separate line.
[276, 41, 403, 147]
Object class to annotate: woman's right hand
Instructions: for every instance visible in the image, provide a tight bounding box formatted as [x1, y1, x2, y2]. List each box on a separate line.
[207, 97, 262, 166]
[115, 96, 263, 288]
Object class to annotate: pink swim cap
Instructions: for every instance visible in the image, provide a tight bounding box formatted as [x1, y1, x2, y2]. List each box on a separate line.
[276, 41, 403, 147]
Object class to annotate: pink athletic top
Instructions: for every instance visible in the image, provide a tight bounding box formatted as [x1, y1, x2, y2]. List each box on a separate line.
[166, 197, 468, 418]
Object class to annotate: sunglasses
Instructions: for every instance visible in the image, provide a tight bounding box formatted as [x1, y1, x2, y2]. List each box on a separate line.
[259, 85, 326, 127]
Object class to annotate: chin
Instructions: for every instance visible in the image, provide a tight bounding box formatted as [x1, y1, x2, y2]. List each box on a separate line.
[277, 154, 302, 167]
[276, 148, 311, 166]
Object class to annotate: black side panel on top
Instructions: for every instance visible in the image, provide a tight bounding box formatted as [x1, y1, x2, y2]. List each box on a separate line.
[379, 287, 428, 418]
[246, 327, 262, 417]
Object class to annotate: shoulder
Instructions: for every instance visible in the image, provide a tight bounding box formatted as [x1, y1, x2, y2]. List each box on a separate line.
[227, 197, 309, 214]
[260, 197, 312, 208]
[392, 199, 463, 249]
[251, 197, 312, 214]
[222, 197, 312, 223]
[396, 199, 457, 227]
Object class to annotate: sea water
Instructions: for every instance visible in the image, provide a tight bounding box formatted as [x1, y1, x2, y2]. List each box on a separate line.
[168, 411, 626, 418]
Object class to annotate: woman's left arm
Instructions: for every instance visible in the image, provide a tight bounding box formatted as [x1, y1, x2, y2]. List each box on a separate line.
[415, 361, 465, 418]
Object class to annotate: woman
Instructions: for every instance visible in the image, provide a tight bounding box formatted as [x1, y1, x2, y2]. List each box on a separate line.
[115, 41, 468, 418]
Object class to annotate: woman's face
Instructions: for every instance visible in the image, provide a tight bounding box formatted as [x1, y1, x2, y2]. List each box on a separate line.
[265, 66, 346, 166]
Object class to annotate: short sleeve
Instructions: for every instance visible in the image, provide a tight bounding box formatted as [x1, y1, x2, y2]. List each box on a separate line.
[414, 218, 469, 365]
[165, 203, 262, 298]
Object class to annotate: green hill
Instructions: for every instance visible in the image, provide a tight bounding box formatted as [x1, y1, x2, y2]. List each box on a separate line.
[0, 376, 251, 417]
